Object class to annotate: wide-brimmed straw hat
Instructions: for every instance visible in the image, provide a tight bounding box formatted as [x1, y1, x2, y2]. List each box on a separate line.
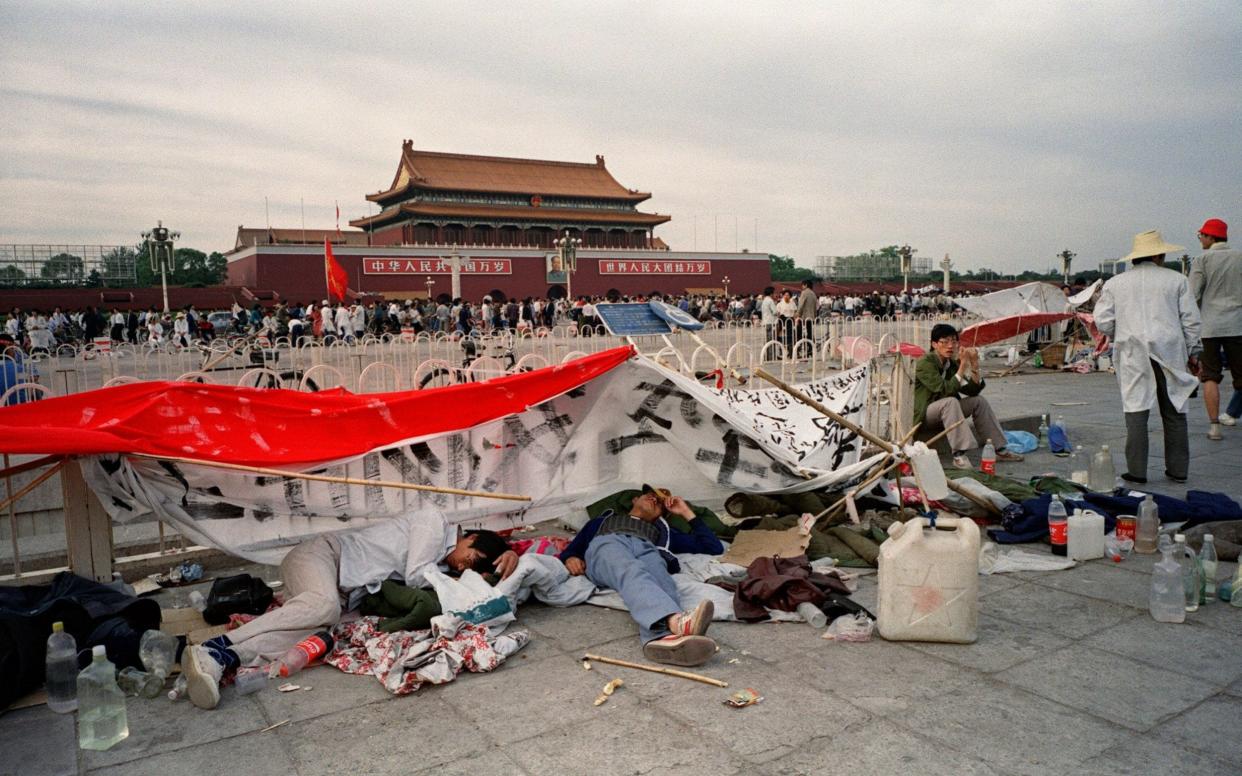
[1123, 229, 1183, 262]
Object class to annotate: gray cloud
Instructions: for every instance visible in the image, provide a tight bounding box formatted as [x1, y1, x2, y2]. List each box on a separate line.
[1, 0, 1239, 274]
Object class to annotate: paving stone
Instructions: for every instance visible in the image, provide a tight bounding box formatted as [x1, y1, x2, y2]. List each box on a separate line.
[0, 705, 77, 776]
[1079, 731, 1238, 776]
[1183, 597, 1242, 635]
[983, 581, 1141, 638]
[1002, 644, 1219, 730]
[515, 601, 641, 652]
[277, 694, 488, 773]
[1084, 618, 1242, 684]
[708, 620, 819, 664]
[906, 612, 1071, 673]
[900, 680, 1120, 775]
[250, 660, 392, 724]
[790, 636, 973, 716]
[80, 691, 268, 770]
[410, 746, 530, 776]
[1153, 695, 1242, 763]
[506, 703, 745, 776]
[85, 730, 297, 776]
[626, 660, 872, 763]
[438, 652, 643, 745]
[757, 718, 1001, 776]
[1026, 559, 1155, 611]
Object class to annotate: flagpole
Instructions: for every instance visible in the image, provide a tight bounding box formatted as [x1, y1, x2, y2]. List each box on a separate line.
[301, 197, 306, 245]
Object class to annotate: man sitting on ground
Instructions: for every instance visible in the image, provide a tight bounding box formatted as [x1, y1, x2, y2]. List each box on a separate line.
[558, 485, 723, 667]
[183, 512, 517, 710]
[914, 323, 1024, 469]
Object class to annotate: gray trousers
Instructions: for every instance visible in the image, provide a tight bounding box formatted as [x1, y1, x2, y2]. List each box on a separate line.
[226, 533, 344, 664]
[923, 395, 1007, 453]
[1124, 359, 1189, 480]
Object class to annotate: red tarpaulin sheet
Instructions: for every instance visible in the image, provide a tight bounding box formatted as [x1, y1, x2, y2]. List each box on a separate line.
[958, 312, 1074, 348]
[0, 346, 634, 466]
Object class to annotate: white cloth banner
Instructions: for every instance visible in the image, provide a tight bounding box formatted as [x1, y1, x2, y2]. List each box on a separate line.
[83, 357, 878, 564]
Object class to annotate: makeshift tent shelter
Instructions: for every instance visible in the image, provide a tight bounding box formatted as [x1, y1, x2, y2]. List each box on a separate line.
[0, 347, 880, 565]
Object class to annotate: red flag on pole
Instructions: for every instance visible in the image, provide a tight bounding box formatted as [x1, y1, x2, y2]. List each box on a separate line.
[324, 238, 348, 302]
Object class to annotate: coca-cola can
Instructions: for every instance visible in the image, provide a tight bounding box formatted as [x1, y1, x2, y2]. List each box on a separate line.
[1116, 515, 1137, 542]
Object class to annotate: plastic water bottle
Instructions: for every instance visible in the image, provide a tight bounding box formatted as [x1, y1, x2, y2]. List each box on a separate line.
[45, 621, 79, 713]
[137, 629, 178, 697]
[1173, 534, 1201, 613]
[980, 439, 996, 475]
[1230, 563, 1242, 609]
[277, 630, 334, 678]
[77, 645, 129, 751]
[1089, 445, 1116, 492]
[1047, 495, 1068, 556]
[1069, 445, 1089, 485]
[1199, 534, 1218, 605]
[1135, 495, 1159, 554]
[1037, 414, 1049, 447]
[1055, 414, 1067, 437]
[1149, 543, 1186, 623]
[797, 602, 828, 628]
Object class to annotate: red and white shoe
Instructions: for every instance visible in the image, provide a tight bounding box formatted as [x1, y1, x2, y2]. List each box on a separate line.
[668, 599, 714, 637]
[643, 634, 717, 667]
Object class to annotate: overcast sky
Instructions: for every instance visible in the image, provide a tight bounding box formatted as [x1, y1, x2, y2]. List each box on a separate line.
[1, 1, 1239, 273]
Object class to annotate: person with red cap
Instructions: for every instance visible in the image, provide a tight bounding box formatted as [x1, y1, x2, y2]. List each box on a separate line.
[1189, 218, 1242, 439]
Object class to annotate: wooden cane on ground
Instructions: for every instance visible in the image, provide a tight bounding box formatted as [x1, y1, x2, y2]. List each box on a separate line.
[127, 454, 532, 502]
[582, 653, 728, 688]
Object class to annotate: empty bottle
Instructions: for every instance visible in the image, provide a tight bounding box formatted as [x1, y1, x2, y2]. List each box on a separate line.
[797, 602, 827, 628]
[1068, 445, 1089, 485]
[277, 630, 334, 678]
[1173, 534, 1201, 613]
[1048, 495, 1068, 556]
[1199, 534, 1218, 605]
[1230, 563, 1242, 609]
[168, 673, 188, 701]
[1038, 414, 1049, 446]
[188, 590, 207, 612]
[980, 439, 996, 475]
[1135, 495, 1159, 554]
[1149, 543, 1186, 623]
[1056, 414, 1067, 436]
[77, 645, 129, 751]
[1089, 445, 1116, 492]
[45, 621, 79, 714]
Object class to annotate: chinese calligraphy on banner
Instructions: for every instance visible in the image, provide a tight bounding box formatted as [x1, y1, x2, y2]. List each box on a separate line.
[363, 258, 513, 275]
[598, 260, 712, 275]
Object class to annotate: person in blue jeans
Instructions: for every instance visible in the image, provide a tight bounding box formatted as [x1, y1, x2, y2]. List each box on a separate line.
[559, 485, 723, 666]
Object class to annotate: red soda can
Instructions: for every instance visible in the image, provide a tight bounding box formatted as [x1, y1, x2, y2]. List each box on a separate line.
[1116, 516, 1137, 542]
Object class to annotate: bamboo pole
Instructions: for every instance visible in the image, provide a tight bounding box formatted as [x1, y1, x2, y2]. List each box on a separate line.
[582, 653, 728, 688]
[0, 461, 65, 514]
[126, 454, 532, 502]
[0, 454, 64, 480]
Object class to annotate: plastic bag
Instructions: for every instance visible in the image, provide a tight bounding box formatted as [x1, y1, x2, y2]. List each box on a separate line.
[822, 612, 874, 642]
[426, 568, 516, 628]
[1003, 430, 1038, 455]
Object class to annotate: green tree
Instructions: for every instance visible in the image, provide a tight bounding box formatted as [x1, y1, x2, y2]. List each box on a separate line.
[0, 265, 26, 287]
[769, 254, 815, 282]
[41, 253, 85, 282]
[101, 246, 139, 286]
[207, 251, 228, 284]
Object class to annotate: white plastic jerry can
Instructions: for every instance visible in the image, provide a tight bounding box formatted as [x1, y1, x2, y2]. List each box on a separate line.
[877, 515, 980, 643]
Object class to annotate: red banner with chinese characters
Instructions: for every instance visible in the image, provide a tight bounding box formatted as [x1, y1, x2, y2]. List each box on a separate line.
[362, 258, 513, 275]
[597, 259, 712, 275]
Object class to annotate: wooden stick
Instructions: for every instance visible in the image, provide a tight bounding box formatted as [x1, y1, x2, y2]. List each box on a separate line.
[126, 454, 532, 502]
[753, 367, 894, 453]
[0, 461, 65, 514]
[0, 454, 64, 481]
[582, 653, 728, 688]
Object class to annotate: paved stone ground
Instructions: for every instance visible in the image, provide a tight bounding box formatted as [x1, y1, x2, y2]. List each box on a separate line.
[3, 368, 1241, 776]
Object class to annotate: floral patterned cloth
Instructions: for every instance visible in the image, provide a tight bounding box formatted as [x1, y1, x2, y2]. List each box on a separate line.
[326, 614, 529, 695]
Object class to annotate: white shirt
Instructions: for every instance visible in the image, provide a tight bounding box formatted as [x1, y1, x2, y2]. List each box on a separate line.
[1095, 261, 1202, 413]
[336, 509, 456, 596]
[760, 296, 778, 325]
[776, 298, 797, 317]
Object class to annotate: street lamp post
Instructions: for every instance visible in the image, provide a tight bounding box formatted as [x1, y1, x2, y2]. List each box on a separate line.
[443, 246, 462, 300]
[424, 275, 435, 300]
[1058, 249, 1075, 285]
[898, 244, 914, 294]
[939, 254, 952, 294]
[1180, 253, 1190, 275]
[141, 221, 180, 314]
[721, 275, 731, 298]
[554, 231, 581, 302]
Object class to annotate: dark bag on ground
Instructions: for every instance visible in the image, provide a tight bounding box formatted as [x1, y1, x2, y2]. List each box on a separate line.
[202, 574, 274, 625]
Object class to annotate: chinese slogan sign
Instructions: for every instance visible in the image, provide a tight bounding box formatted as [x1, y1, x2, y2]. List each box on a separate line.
[363, 258, 513, 275]
[598, 260, 712, 275]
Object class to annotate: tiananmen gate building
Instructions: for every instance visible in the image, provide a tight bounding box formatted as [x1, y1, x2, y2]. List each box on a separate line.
[226, 141, 769, 301]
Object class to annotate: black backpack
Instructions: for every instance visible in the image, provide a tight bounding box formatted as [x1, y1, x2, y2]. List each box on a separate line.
[202, 574, 274, 626]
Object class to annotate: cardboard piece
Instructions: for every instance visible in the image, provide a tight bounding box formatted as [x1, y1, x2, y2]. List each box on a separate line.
[9, 688, 47, 710]
[721, 527, 811, 567]
[160, 606, 207, 637]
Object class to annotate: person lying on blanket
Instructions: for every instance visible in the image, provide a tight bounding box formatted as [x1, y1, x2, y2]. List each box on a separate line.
[558, 484, 724, 667]
[183, 511, 516, 711]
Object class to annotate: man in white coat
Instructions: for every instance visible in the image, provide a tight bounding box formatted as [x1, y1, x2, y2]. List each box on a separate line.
[1095, 230, 1202, 484]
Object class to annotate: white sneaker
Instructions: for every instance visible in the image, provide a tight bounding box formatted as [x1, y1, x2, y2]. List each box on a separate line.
[952, 454, 970, 469]
[1219, 415, 1237, 427]
[1208, 424, 1223, 441]
[183, 645, 223, 710]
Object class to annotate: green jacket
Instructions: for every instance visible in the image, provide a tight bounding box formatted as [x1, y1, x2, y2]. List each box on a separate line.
[913, 352, 985, 426]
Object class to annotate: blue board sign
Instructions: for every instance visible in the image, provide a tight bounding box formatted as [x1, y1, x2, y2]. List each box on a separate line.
[649, 300, 705, 331]
[594, 303, 674, 336]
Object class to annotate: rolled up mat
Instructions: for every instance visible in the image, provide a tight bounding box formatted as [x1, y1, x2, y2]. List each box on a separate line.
[821, 533, 867, 567]
[725, 492, 786, 518]
[780, 491, 829, 515]
[829, 526, 881, 566]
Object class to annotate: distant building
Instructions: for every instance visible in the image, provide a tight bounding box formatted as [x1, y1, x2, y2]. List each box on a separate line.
[814, 252, 932, 281]
[1098, 259, 1126, 276]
